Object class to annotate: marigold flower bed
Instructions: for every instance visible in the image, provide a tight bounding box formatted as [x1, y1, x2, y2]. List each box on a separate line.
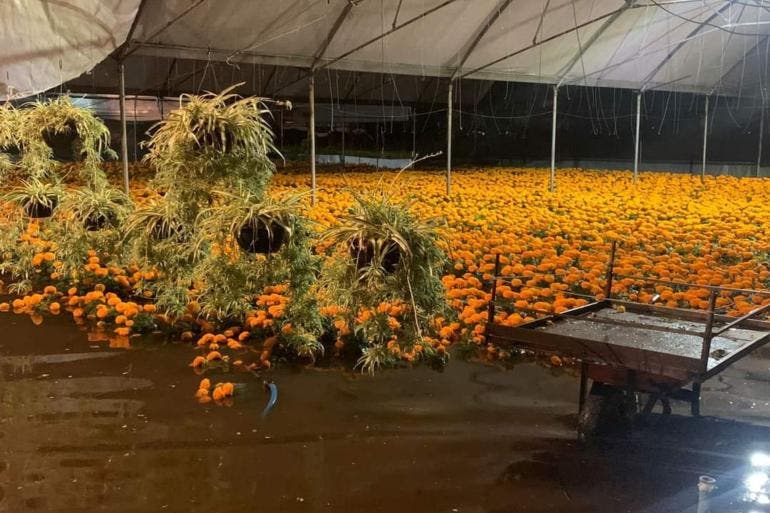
[2, 165, 770, 396]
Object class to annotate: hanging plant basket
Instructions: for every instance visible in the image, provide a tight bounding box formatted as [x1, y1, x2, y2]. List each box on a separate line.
[24, 197, 58, 219]
[349, 239, 401, 273]
[236, 218, 286, 254]
[191, 126, 235, 154]
[84, 212, 117, 231]
[41, 120, 80, 161]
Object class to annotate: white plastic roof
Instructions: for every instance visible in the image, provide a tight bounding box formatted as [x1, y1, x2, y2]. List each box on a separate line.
[5, 0, 770, 100]
[0, 0, 142, 99]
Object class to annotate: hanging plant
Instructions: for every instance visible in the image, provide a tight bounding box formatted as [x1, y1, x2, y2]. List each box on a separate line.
[17, 96, 116, 182]
[60, 183, 132, 232]
[191, 188, 322, 356]
[0, 104, 20, 182]
[3, 178, 62, 218]
[320, 191, 450, 373]
[143, 84, 287, 199]
[198, 188, 301, 255]
[125, 195, 193, 244]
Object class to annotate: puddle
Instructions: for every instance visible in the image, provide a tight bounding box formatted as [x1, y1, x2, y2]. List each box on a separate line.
[1, 315, 770, 512]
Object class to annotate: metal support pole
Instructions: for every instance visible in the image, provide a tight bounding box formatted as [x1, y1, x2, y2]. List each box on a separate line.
[701, 95, 709, 183]
[280, 108, 285, 168]
[412, 107, 417, 159]
[757, 101, 764, 177]
[446, 81, 453, 196]
[341, 119, 346, 166]
[119, 63, 129, 195]
[700, 290, 717, 370]
[550, 86, 558, 192]
[633, 91, 641, 183]
[309, 74, 317, 205]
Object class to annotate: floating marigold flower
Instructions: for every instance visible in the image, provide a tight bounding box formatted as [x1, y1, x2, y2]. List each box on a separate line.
[206, 351, 222, 362]
[190, 356, 206, 368]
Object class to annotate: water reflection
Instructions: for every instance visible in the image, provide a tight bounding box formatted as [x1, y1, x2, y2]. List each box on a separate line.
[1, 315, 770, 512]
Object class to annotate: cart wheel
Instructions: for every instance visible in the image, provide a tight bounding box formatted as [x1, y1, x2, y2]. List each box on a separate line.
[578, 385, 638, 440]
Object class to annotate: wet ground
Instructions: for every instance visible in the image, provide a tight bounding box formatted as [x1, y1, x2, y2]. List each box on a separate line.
[2, 315, 770, 512]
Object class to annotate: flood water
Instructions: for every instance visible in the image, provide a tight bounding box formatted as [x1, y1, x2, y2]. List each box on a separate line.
[2, 314, 770, 512]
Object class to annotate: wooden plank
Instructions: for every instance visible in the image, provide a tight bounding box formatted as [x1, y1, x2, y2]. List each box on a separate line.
[486, 324, 702, 380]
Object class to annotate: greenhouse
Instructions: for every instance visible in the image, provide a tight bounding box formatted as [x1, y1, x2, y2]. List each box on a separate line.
[3, 1, 770, 511]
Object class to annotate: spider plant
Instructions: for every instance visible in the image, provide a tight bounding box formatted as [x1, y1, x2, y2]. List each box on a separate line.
[0, 104, 20, 182]
[193, 188, 321, 336]
[17, 96, 115, 181]
[196, 188, 305, 255]
[0, 103, 19, 151]
[124, 195, 194, 245]
[320, 190, 450, 371]
[61, 183, 132, 231]
[323, 190, 446, 289]
[144, 84, 281, 200]
[3, 178, 63, 218]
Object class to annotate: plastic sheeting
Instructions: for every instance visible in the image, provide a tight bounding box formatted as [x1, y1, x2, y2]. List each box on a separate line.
[0, 0, 141, 100]
[5, 0, 770, 98]
[124, 0, 770, 95]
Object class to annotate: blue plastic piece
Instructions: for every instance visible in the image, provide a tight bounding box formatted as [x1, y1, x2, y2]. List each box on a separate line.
[261, 382, 278, 418]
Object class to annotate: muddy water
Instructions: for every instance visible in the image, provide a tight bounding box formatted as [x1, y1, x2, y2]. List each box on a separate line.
[1, 315, 770, 512]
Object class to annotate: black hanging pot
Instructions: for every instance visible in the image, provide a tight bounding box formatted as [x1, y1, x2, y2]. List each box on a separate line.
[42, 120, 79, 161]
[84, 212, 117, 231]
[349, 239, 401, 273]
[24, 197, 58, 218]
[237, 218, 286, 254]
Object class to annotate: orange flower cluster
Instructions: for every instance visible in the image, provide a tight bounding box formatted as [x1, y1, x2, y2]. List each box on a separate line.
[195, 378, 235, 405]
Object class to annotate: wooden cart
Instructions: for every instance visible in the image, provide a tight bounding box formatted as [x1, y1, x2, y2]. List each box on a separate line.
[484, 243, 770, 435]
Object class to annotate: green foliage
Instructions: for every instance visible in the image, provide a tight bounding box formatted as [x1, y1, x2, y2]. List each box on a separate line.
[320, 190, 450, 371]
[17, 96, 115, 182]
[322, 191, 448, 314]
[50, 184, 134, 279]
[3, 178, 62, 212]
[144, 84, 283, 202]
[127, 85, 320, 362]
[0, 103, 20, 150]
[194, 189, 322, 352]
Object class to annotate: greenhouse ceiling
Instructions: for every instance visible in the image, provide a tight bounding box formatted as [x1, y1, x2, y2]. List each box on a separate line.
[4, 0, 770, 101]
